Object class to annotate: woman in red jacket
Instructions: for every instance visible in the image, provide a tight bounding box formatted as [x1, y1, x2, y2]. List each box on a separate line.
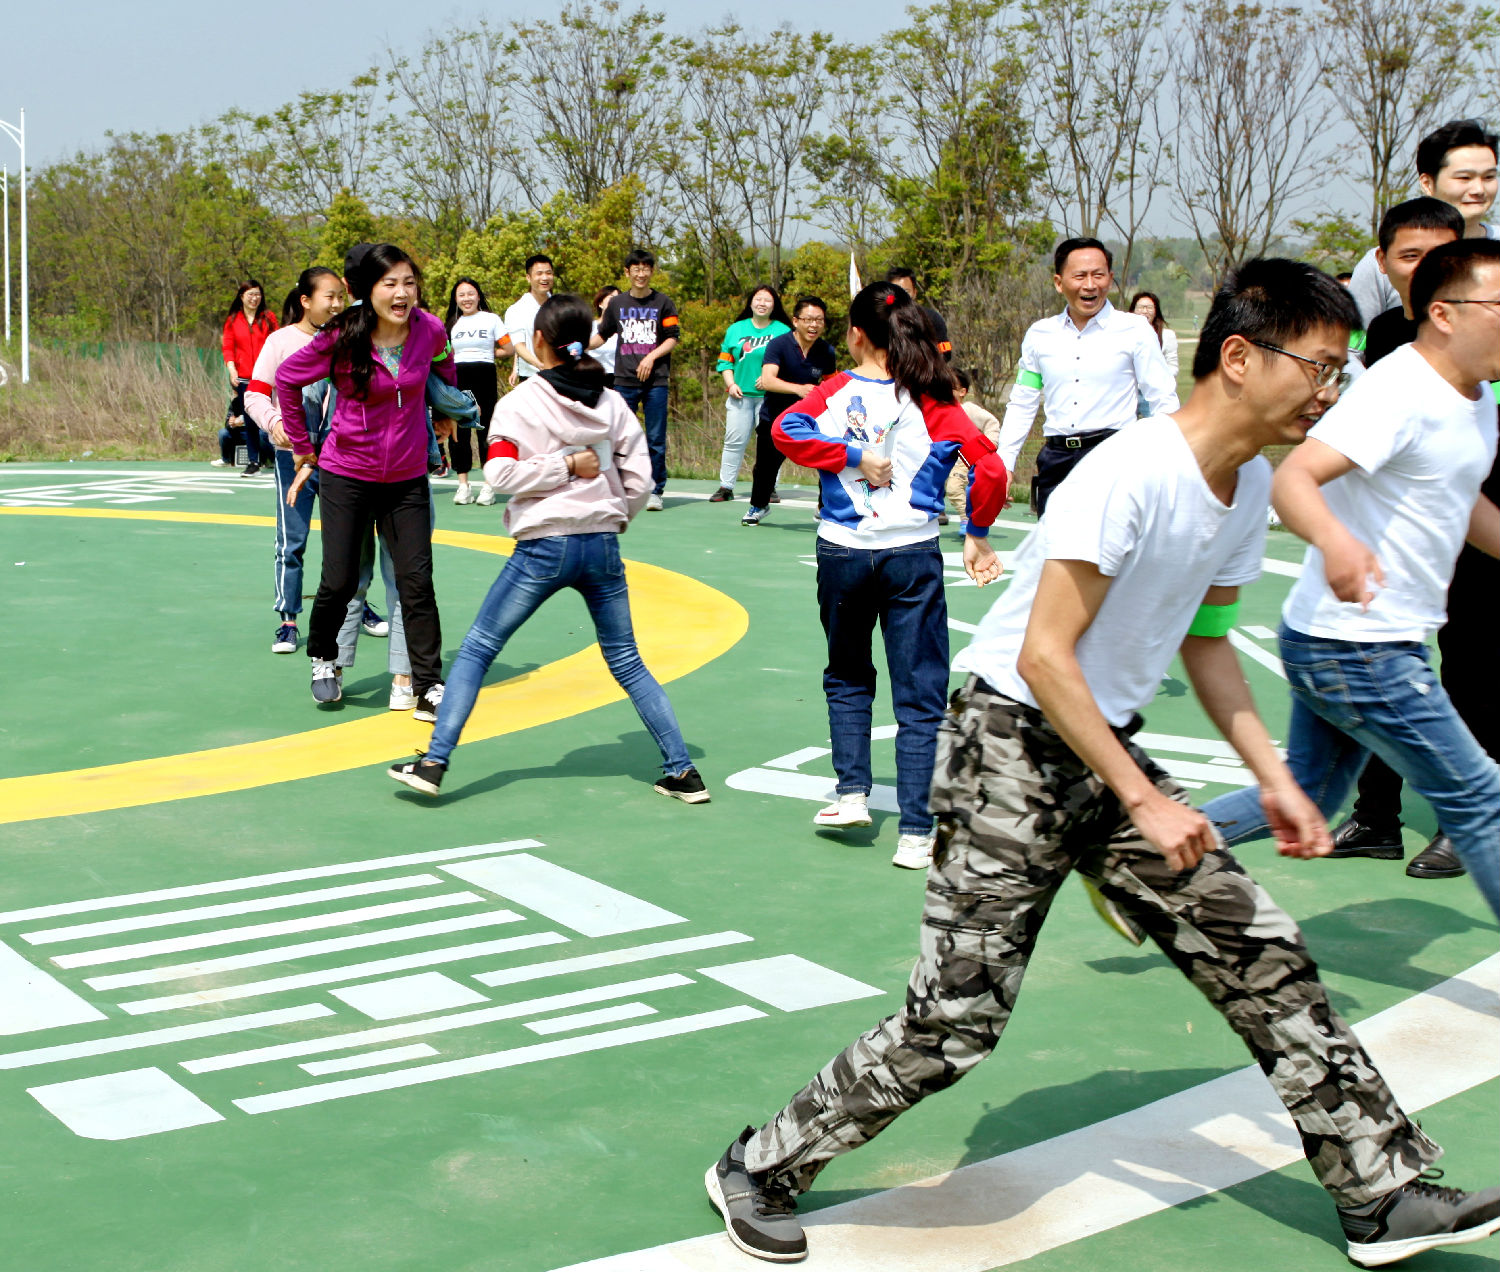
[222, 280, 279, 475]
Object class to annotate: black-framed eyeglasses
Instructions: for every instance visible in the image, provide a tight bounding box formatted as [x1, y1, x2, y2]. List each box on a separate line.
[1250, 340, 1349, 390]
[1437, 297, 1500, 310]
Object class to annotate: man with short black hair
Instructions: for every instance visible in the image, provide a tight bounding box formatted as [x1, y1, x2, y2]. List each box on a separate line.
[501, 254, 555, 391]
[885, 266, 953, 361]
[997, 237, 1179, 515]
[704, 258, 1500, 1268]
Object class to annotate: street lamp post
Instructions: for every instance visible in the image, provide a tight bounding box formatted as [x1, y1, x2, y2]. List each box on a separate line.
[2, 165, 10, 347]
[0, 109, 28, 384]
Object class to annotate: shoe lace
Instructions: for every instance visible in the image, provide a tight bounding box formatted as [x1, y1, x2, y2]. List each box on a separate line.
[426, 684, 445, 705]
[1406, 1170, 1465, 1204]
[754, 1183, 798, 1218]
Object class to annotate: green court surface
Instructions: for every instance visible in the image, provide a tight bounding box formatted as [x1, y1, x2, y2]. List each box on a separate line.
[0, 463, 1495, 1272]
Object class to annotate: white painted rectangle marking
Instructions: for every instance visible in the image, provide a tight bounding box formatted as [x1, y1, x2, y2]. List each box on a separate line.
[1242, 624, 1277, 640]
[722, 769, 901, 812]
[21, 875, 444, 944]
[300, 1044, 438, 1075]
[119, 931, 568, 1015]
[442, 855, 684, 938]
[234, 1007, 766, 1114]
[331, 972, 488, 1020]
[0, 939, 107, 1035]
[86, 909, 525, 991]
[763, 747, 832, 771]
[474, 931, 754, 989]
[184, 974, 694, 1073]
[1228, 628, 1287, 679]
[697, 955, 883, 1012]
[29, 1067, 223, 1140]
[524, 1003, 657, 1035]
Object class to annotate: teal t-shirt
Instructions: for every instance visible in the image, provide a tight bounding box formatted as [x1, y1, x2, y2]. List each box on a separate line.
[716, 318, 791, 396]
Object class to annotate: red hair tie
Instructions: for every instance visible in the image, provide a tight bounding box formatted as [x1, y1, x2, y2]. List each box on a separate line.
[884, 293, 897, 305]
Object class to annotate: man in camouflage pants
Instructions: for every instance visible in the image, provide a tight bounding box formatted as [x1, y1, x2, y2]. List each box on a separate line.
[706, 260, 1500, 1267]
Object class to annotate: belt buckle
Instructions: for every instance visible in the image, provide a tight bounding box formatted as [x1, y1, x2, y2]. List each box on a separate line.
[1063, 435, 1083, 450]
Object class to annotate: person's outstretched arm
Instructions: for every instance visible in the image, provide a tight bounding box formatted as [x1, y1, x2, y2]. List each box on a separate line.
[1273, 439, 1383, 608]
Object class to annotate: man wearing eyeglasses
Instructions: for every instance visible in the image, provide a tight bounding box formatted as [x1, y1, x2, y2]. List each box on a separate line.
[1201, 238, 1500, 926]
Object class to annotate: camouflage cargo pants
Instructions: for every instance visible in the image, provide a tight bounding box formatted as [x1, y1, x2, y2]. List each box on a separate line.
[745, 678, 1440, 1207]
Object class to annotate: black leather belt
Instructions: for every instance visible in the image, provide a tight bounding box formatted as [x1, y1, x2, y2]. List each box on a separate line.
[1044, 428, 1117, 451]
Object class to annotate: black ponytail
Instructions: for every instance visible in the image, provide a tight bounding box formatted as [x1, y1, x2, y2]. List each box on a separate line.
[281, 266, 341, 328]
[534, 294, 606, 391]
[847, 282, 955, 404]
[329, 244, 419, 400]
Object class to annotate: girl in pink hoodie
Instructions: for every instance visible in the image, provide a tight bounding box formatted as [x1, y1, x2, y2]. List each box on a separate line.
[388, 294, 709, 803]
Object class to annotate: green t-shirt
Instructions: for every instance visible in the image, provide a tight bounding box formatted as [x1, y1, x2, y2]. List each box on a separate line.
[716, 319, 791, 396]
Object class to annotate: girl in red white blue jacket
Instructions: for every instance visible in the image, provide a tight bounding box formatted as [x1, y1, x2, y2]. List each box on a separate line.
[772, 281, 1008, 870]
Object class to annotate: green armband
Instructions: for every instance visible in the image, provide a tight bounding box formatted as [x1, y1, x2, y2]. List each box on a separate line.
[1015, 368, 1043, 390]
[1349, 330, 1367, 352]
[1187, 601, 1239, 638]
[1491, 382, 1499, 404]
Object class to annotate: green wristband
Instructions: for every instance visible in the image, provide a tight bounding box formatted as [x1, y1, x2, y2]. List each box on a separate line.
[1348, 330, 1367, 352]
[1187, 601, 1239, 638]
[1016, 368, 1043, 390]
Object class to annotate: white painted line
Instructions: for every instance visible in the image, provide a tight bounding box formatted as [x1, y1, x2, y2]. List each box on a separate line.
[86, 909, 525, 991]
[443, 855, 685, 938]
[1154, 759, 1255, 788]
[234, 1006, 766, 1115]
[870, 725, 899, 741]
[0, 841, 543, 924]
[29, 1067, 224, 1140]
[0, 1004, 334, 1071]
[1242, 624, 1277, 640]
[58, 894, 486, 969]
[119, 931, 569, 1015]
[1228, 628, 1287, 680]
[948, 618, 979, 634]
[331, 972, 488, 1020]
[549, 954, 1500, 1272]
[22, 875, 444, 944]
[697, 955, 884, 1012]
[474, 931, 755, 989]
[0, 939, 108, 1035]
[300, 1044, 438, 1075]
[524, 1003, 657, 1035]
[1259, 557, 1302, 577]
[764, 747, 832, 771]
[723, 768, 901, 812]
[184, 973, 694, 1073]
[1135, 731, 1238, 759]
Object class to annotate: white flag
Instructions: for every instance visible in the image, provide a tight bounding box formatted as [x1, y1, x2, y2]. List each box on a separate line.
[849, 252, 862, 299]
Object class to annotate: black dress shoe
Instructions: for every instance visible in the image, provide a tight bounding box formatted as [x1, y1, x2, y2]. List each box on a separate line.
[708, 486, 734, 503]
[1406, 833, 1466, 879]
[1329, 817, 1404, 860]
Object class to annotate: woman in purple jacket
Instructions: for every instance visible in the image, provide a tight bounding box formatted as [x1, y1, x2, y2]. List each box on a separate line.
[277, 244, 456, 717]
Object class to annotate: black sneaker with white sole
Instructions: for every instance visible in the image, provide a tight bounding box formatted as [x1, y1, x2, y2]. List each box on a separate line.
[1341, 1173, 1500, 1267]
[310, 660, 342, 704]
[705, 1127, 806, 1263]
[413, 683, 445, 723]
[654, 768, 711, 803]
[387, 755, 446, 796]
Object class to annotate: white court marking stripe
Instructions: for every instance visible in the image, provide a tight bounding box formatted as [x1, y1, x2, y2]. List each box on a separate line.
[474, 931, 755, 988]
[0, 840, 542, 924]
[0, 939, 107, 1034]
[184, 973, 694, 1073]
[948, 618, 979, 634]
[84, 908, 521, 990]
[0, 1004, 334, 1070]
[1154, 758, 1255, 788]
[120, 931, 568, 1015]
[443, 855, 685, 937]
[550, 955, 1500, 1272]
[234, 1007, 765, 1114]
[723, 768, 901, 812]
[22, 875, 444, 944]
[524, 1003, 657, 1035]
[300, 1044, 438, 1075]
[1260, 557, 1302, 577]
[58, 894, 486, 969]
[763, 747, 831, 771]
[1243, 624, 1278, 640]
[1228, 628, 1287, 680]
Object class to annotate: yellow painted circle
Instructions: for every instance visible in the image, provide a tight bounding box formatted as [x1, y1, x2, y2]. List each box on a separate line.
[0, 508, 748, 825]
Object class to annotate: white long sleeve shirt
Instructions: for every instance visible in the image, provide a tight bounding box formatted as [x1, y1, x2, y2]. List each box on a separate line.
[997, 301, 1180, 472]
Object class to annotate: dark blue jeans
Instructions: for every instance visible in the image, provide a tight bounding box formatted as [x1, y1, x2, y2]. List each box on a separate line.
[615, 380, 670, 494]
[425, 532, 692, 775]
[816, 536, 949, 835]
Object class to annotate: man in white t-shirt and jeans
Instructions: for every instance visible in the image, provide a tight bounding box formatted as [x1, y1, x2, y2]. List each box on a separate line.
[502, 254, 555, 389]
[704, 258, 1500, 1268]
[1203, 238, 1500, 926]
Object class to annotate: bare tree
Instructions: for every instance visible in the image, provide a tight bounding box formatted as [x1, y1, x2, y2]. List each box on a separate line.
[1172, 2, 1331, 281]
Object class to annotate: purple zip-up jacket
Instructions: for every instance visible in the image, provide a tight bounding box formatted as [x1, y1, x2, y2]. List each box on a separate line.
[277, 308, 456, 483]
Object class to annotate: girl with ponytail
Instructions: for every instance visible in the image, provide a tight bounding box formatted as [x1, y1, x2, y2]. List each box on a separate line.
[769, 280, 1009, 870]
[388, 293, 709, 805]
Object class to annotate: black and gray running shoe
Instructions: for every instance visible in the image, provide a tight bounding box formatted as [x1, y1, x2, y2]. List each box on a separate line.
[311, 660, 342, 704]
[705, 1127, 806, 1263]
[413, 683, 445, 724]
[654, 768, 711, 804]
[1341, 1172, 1500, 1266]
[387, 755, 446, 796]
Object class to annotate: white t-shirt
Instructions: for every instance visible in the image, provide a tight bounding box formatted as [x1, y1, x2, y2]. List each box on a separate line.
[504, 292, 548, 380]
[593, 319, 618, 377]
[449, 311, 505, 364]
[955, 415, 1271, 726]
[1282, 343, 1498, 642]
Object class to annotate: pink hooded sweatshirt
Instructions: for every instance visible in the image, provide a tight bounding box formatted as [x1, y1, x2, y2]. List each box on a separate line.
[482, 377, 652, 540]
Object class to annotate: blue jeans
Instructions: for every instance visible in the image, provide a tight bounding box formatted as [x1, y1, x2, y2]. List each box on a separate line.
[816, 536, 949, 835]
[615, 380, 669, 494]
[1201, 623, 1500, 922]
[425, 532, 693, 774]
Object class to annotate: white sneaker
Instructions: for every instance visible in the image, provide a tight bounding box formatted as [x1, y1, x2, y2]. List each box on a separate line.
[209, 458, 229, 468]
[453, 484, 475, 505]
[892, 832, 935, 870]
[646, 492, 664, 511]
[476, 483, 497, 506]
[389, 680, 417, 711]
[813, 792, 872, 828]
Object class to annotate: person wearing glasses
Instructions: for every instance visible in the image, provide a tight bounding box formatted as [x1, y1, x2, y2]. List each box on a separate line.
[1200, 239, 1500, 927]
[997, 238, 1179, 516]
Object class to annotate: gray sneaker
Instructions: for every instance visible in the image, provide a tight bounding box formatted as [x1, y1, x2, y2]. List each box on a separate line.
[310, 660, 342, 704]
[1341, 1173, 1500, 1266]
[705, 1127, 807, 1263]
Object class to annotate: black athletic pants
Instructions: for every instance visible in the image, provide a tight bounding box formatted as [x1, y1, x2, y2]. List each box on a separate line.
[749, 412, 785, 509]
[308, 471, 443, 691]
[451, 363, 499, 476]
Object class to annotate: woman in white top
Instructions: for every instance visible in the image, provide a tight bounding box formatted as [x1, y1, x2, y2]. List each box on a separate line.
[444, 277, 507, 506]
[592, 285, 620, 378]
[1129, 292, 1179, 414]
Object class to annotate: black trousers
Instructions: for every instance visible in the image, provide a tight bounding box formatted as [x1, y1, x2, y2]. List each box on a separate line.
[1349, 550, 1500, 831]
[452, 363, 499, 476]
[309, 471, 443, 690]
[1030, 429, 1116, 516]
[225, 379, 263, 464]
[749, 413, 785, 508]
